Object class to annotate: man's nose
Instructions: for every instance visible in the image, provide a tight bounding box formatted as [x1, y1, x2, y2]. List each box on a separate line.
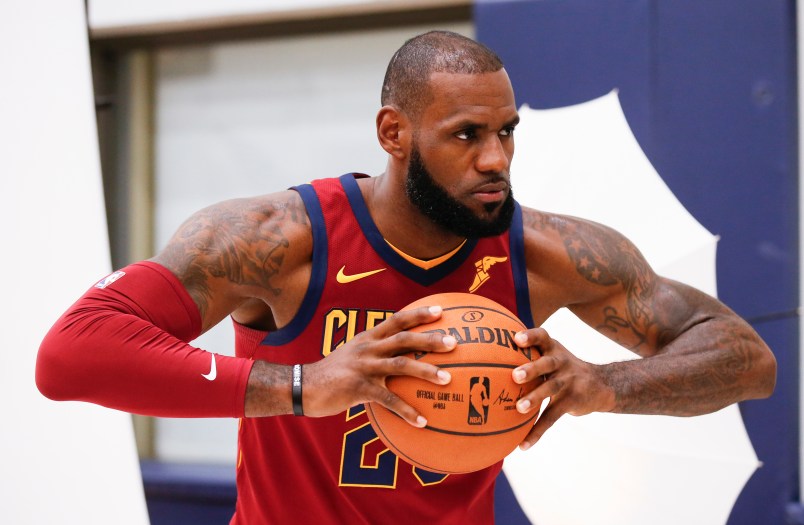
[476, 136, 510, 174]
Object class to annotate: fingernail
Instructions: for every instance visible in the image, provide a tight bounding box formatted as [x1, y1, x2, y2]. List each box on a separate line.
[517, 399, 531, 413]
[437, 370, 451, 384]
[442, 336, 456, 348]
[429, 306, 442, 316]
[416, 416, 427, 427]
[513, 368, 526, 383]
[519, 441, 532, 451]
[514, 332, 528, 345]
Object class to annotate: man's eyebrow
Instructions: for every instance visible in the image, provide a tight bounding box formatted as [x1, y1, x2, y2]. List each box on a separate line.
[449, 119, 484, 130]
[449, 114, 521, 130]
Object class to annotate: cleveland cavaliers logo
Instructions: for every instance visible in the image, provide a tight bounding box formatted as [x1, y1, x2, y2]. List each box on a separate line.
[468, 377, 490, 425]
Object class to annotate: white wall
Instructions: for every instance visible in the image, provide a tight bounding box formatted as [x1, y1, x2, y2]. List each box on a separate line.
[152, 22, 473, 463]
[0, 1, 148, 523]
[89, 0, 467, 32]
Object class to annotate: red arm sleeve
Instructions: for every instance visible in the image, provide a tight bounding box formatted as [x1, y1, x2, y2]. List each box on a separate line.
[36, 261, 254, 418]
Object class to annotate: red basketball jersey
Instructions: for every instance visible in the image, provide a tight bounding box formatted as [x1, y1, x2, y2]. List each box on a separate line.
[231, 174, 533, 524]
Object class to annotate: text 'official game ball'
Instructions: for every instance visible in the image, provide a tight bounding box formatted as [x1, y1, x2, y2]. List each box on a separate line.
[366, 293, 539, 474]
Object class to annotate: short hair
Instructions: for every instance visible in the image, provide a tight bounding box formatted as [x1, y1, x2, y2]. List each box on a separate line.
[381, 31, 505, 119]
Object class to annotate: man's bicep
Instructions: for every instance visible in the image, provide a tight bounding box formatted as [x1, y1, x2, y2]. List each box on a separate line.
[149, 200, 248, 326]
[521, 208, 710, 354]
[544, 213, 673, 355]
[150, 234, 242, 333]
[150, 190, 311, 332]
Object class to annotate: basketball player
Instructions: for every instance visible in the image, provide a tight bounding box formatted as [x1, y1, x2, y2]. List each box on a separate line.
[36, 31, 776, 524]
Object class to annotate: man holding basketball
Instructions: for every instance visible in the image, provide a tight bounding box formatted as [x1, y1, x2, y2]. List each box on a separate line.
[37, 31, 775, 524]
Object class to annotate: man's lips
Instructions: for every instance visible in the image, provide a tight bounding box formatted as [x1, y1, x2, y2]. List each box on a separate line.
[472, 181, 508, 202]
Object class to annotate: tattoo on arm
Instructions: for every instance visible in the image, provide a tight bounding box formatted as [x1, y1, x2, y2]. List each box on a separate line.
[156, 192, 309, 320]
[524, 210, 775, 412]
[605, 316, 759, 415]
[552, 215, 658, 349]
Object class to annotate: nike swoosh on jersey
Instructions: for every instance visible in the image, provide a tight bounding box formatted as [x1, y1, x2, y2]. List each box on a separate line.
[336, 265, 386, 284]
[202, 354, 217, 381]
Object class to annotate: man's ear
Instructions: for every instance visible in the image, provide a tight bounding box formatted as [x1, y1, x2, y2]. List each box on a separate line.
[376, 106, 410, 160]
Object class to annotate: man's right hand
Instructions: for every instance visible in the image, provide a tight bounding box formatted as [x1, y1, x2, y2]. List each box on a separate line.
[244, 305, 456, 426]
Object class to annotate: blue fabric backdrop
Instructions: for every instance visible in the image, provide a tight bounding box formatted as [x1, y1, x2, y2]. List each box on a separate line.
[475, 1, 799, 523]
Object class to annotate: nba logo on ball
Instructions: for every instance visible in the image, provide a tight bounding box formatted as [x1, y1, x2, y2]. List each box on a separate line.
[468, 377, 490, 425]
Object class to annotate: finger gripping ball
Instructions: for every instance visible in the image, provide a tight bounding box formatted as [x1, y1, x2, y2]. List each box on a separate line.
[366, 293, 539, 474]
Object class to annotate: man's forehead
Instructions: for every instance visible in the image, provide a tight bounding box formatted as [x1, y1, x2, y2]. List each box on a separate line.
[427, 69, 513, 91]
[423, 70, 518, 121]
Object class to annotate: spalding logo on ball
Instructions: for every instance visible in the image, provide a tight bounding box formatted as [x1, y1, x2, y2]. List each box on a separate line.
[366, 293, 540, 474]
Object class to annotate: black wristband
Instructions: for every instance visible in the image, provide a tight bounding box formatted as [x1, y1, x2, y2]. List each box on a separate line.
[292, 364, 303, 416]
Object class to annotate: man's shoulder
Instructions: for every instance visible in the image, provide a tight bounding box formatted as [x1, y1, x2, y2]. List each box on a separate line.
[518, 205, 620, 240]
[517, 204, 629, 272]
[155, 189, 313, 275]
[518, 203, 648, 286]
[204, 189, 311, 232]
[518, 205, 572, 239]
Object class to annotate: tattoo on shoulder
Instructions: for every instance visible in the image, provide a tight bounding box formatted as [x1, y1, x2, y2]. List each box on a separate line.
[157, 191, 310, 318]
[521, 208, 554, 234]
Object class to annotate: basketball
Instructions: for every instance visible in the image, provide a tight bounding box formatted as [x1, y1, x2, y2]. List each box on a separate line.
[366, 293, 539, 474]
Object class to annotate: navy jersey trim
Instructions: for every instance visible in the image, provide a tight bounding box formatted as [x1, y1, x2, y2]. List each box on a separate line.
[339, 173, 479, 287]
[510, 202, 535, 328]
[261, 184, 328, 346]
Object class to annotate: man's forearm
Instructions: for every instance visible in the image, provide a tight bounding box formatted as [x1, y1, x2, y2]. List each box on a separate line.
[36, 262, 254, 417]
[600, 315, 776, 416]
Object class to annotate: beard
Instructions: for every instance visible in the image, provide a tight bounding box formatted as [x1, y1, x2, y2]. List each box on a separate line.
[404, 146, 515, 238]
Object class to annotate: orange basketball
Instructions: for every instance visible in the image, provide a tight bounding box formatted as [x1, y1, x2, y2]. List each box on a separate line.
[366, 293, 539, 474]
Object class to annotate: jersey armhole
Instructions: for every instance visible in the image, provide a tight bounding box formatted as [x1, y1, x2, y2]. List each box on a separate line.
[260, 184, 328, 345]
[510, 202, 535, 329]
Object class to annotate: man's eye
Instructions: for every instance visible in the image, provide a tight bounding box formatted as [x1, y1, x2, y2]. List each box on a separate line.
[456, 129, 476, 140]
[499, 126, 516, 137]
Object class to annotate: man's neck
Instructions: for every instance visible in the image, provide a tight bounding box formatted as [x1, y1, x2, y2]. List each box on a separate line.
[359, 173, 467, 259]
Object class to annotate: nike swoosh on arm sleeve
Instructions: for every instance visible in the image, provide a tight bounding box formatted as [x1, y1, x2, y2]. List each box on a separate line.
[35, 262, 253, 418]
